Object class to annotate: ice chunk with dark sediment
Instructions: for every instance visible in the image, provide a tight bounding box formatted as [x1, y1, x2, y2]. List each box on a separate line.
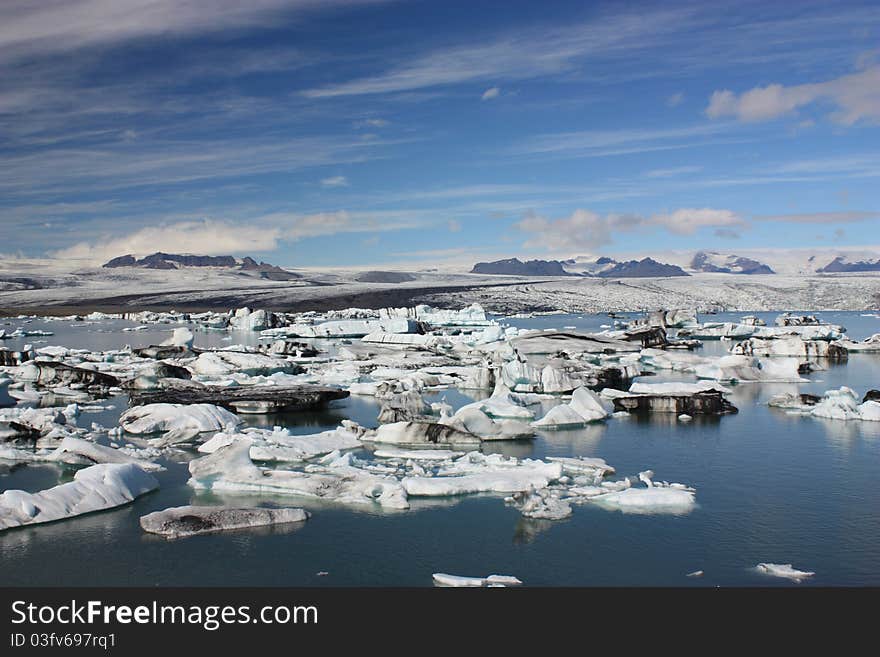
[139, 505, 309, 538]
[0, 463, 158, 531]
[367, 421, 482, 448]
[442, 406, 535, 441]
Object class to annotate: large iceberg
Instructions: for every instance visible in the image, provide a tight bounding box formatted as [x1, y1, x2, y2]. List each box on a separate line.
[0, 463, 158, 531]
[119, 403, 241, 443]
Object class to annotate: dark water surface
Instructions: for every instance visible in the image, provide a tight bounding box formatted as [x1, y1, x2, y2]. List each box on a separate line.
[1, 311, 879, 586]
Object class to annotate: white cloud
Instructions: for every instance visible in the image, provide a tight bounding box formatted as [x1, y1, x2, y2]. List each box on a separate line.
[321, 175, 349, 187]
[447, 219, 462, 232]
[481, 87, 500, 101]
[515, 207, 745, 251]
[51, 219, 281, 263]
[706, 65, 880, 124]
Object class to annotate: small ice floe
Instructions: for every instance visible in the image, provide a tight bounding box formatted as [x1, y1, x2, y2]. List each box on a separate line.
[432, 573, 522, 587]
[161, 327, 194, 348]
[0, 463, 158, 531]
[139, 505, 309, 538]
[678, 414, 693, 422]
[755, 563, 815, 582]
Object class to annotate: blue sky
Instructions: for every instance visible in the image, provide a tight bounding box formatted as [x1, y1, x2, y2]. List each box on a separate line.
[0, 0, 878, 267]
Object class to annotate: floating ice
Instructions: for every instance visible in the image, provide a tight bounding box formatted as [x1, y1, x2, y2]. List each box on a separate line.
[590, 478, 696, 515]
[368, 421, 481, 448]
[443, 406, 535, 441]
[403, 452, 561, 497]
[140, 505, 309, 538]
[161, 327, 194, 348]
[0, 463, 158, 531]
[188, 439, 409, 509]
[432, 573, 522, 587]
[199, 423, 364, 462]
[755, 563, 815, 581]
[50, 436, 164, 471]
[119, 403, 241, 443]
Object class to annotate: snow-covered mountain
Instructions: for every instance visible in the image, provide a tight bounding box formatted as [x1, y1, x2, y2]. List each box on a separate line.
[471, 258, 573, 276]
[102, 252, 300, 280]
[816, 256, 880, 273]
[690, 251, 774, 274]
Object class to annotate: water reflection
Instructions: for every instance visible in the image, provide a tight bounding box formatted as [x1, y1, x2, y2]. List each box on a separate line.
[513, 517, 557, 544]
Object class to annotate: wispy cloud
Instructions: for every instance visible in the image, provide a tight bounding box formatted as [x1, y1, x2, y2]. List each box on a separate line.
[510, 124, 734, 159]
[0, 1, 379, 64]
[481, 87, 500, 101]
[302, 7, 698, 98]
[321, 175, 349, 187]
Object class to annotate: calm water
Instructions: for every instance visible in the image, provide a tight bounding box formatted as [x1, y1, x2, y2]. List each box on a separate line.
[1, 311, 879, 586]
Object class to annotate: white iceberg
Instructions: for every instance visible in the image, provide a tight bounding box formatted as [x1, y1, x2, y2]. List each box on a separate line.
[432, 573, 522, 587]
[188, 439, 409, 509]
[119, 403, 241, 442]
[755, 563, 814, 581]
[0, 463, 158, 531]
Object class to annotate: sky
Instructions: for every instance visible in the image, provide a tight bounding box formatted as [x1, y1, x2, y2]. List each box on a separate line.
[0, 0, 879, 268]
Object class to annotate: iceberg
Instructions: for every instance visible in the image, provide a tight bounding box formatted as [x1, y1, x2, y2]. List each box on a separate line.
[0, 463, 158, 531]
[443, 406, 535, 441]
[755, 563, 814, 581]
[188, 439, 409, 509]
[368, 421, 482, 448]
[402, 452, 561, 497]
[50, 436, 164, 472]
[432, 573, 522, 587]
[140, 505, 309, 538]
[119, 403, 241, 442]
[189, 351, 301, 376]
